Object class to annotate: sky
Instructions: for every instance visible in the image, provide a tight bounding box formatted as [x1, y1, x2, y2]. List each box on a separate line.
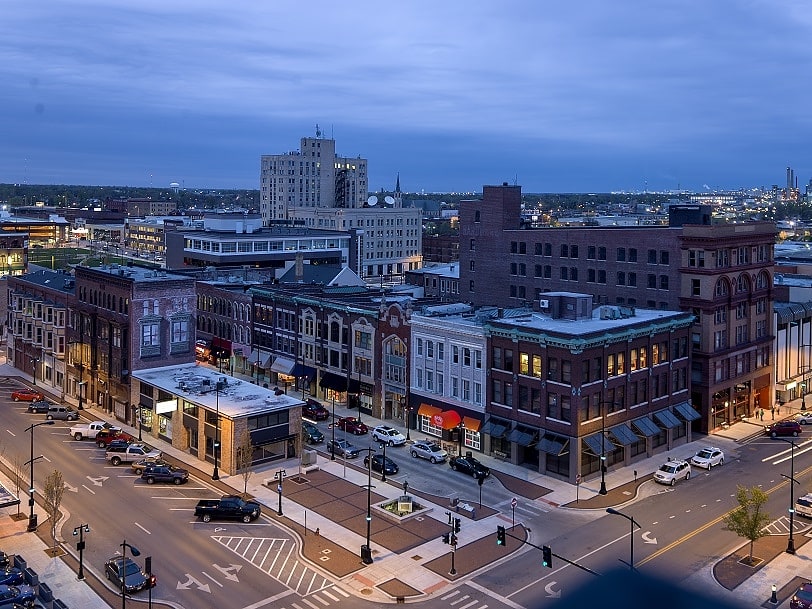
[2, 1, 811, 194]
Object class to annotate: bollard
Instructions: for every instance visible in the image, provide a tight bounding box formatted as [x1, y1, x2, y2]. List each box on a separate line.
[770, 584, 777, 604]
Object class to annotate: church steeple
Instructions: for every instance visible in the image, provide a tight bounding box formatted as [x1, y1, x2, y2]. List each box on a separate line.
[394, 173, 402, 208]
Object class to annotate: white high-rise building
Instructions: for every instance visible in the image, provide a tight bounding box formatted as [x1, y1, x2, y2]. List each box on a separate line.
[260, 127, 368, 224]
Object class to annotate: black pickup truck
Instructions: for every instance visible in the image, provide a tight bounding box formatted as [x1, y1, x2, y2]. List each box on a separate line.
[194, 495, 261, 523]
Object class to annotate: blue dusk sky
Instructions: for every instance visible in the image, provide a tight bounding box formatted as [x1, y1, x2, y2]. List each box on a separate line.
[2, 1, 811, 194]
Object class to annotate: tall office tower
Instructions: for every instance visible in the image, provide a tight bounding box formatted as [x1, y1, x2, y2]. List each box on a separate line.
[259, 127, 368, 225]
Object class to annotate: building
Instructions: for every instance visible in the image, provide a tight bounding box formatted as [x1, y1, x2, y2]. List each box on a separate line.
[259, 129, 368, 224]
[124, 216, 187, 257]
[195, 279, 255, 376]
[125, 198, 178, 217]
[0, 232, 28, 277]
[132, 364, 304, 474]
[68, 265, 197, 431]
[165, 213, 351, 275]
[404, 263, 460, 300]
[422, 234, 460, 263]
[6, 269, 74, 397]
[458, 184, 776, 435]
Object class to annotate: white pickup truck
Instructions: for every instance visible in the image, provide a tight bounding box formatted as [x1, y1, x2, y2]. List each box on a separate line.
[69, 421, 114, 441]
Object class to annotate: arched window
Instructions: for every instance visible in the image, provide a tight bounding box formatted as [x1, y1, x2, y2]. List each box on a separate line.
[714, 278, 730, 297]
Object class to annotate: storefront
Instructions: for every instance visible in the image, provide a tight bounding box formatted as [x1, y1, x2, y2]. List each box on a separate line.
[416, 403, 483, 454]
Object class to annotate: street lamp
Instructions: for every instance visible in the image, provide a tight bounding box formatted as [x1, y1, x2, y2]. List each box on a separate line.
[359, 447, 375, 564]
[273, 469, 286, 516]
[69, 340, 85, 410]
[457, 420, 466, 457]
[330, 397, 336, 461]
[404, 402, 412, 441]
[31, 357, 39, 386]
[598, 401, 618, 495]
[606, 507, 640, 571]
[356, 368, 362, 422]
[25, 420, 55, 531]
[378, 441, 388, 482]
[119, 540, 141, 609]
[212, 379, 221, 481]
[777, 438, 799, 554]
[73, 523, 90, 580]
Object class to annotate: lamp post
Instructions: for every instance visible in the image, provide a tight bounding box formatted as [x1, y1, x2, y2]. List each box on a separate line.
[73, 523, 90, 580]
[273, 469, 286, 516]
[405, 403, 412, 441]
[330, 396, 336, 461]
[119, 540, 141, 609]
[356, 368, 363, 422]
[360, 447, 375, 564]
[606, 507, 639, 571]
[25, 420, 55, 532]
[457, 420, 466, 456]
[31, 357, 39, 386]
[378, 441, 388, 482]
[778, 438, 799, 554]
[598, 401, 617, 495]
[212, 380, 221, 481]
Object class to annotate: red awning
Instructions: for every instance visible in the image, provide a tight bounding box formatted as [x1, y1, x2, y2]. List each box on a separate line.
[436, 410, 462, 430]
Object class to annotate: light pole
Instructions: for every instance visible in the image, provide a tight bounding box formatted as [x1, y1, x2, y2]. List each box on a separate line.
[457, 420, 466, 456]
[70, 340, 85, 410]
[212, 380, 221, 481]
[778, 438, 799, 554]
[360, 447, 375, 564]
[119, 540, 140, 609]
[25, 420, 55, 531]
[31, 357, 39, 386]
[330, 396, 336, 461]
[405, 403, 412, 441]
[606, 507, 639, 570]
[378, 441, 388, 482]
[598, 401, 617, 495]
[274, 469, 286, 516]
[356, 368, 362, 422]
[73, 523, 90, 580]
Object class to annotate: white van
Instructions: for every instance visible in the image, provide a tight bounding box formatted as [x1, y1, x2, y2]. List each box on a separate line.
[796, 493, 812, 518]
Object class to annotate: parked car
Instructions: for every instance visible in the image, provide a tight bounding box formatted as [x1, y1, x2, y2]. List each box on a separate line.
[336, 417, 368, 435]
[0, 568, 23, 586]
[141, 464, 189, 485]
[791, 581, 812, 609]
[689, 446, 725, 469]
[372, 425, 406, 446]
[104, 556, 155, 594]
[96, 429, 135, 448]
[449, 454, 490, 478]
[0, 583, 36, 607]
[70, 421, 117, 441]
[195, 495, 261, 523]
[302, 422, 324, 444]
[410, 440, 448, 463]
[653, 459, 692, 486]
[131, 457, 167, 475]
[45, 405, 78, 421]
[794, 412, 812, 425]
[303, 399, 330, 421]
[327, 439, 360, 459]
[765, 420, 802, 438]
[796, 493, 812, 519]
[11, 389, 43, 402]
[106, 443, 162, 466]
[364, 454, 399, 475]
[26, 400, 53, 414]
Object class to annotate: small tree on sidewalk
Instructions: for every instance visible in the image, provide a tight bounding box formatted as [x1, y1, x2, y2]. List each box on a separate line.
[723, 485, 771, 565]
[11, 453, 26, 519]
[43, 470, 66, 556]
[237, 428, 254, 498]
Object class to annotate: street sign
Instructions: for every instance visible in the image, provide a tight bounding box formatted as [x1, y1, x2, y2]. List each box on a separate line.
[575, 474, 582, 485]
[511, 497, 517, 508]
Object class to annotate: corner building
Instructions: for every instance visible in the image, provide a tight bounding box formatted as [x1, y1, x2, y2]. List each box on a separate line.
[459, 184, 776, 435]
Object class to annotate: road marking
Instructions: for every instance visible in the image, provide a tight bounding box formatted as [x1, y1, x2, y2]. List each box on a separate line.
[239, 589, 294, 609]
[200, 571, 223, 587]
[134, 522, 151, 534]
[442, 591, 460, 600]
[467, 581, 525, 609]
[81, 485, 96, 495]
[299, 597, 320, 609]
[457, 600, 480, 609]
[319, 589, 338, 601]
[450, 594, 471, 605]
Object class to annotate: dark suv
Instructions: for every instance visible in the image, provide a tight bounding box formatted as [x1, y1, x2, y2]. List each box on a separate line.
[303, 399, 330, 421]
[765, 420, 802, 438]
[141, 465, 189, 485]
[27, 400, 53, 414]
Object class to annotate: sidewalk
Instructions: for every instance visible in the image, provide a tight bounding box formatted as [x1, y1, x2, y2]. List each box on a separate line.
[3, 361, 810, 607]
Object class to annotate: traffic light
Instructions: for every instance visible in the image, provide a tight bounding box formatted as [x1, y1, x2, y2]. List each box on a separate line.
[450, 533, 457, 546]
[454, 518, 461, 533]
[542, 545, 553, 568]
[442, 533, 450, 544]
[496, 525, 506, 545]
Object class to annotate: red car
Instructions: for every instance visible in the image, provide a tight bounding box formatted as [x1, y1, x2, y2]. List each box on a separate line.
[765, 420, 802, 438]
[303, 399, 330, 421]
[11, 389, 44, 402]
[96, 429, 135, 448]
[336, 417, 368, 435]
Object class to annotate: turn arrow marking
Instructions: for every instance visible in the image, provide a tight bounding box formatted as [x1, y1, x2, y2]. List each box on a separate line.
[213, 563, 242, 582]
[86, 475, 108, 487]
[544, 582, 561, 598]
[176, 574, 211, 593]
[641, 531, 658, 544]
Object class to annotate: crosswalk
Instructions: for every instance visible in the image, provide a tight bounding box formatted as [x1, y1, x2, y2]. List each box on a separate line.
[441, 589, 489, 609]
[763, 515, 812, 536]
[273, 586, 351, 609]
[212, 535, 342, 598]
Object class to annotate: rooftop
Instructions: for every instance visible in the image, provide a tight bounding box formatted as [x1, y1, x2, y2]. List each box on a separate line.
[131, 364, 303, 418]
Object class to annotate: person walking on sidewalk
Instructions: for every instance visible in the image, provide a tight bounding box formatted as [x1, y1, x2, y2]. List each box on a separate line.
[759, 409, 764, 421]
[771, 406, 775, 420]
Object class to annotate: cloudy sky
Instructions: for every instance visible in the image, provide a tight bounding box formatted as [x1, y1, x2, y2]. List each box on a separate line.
[2, 1, 811, 193]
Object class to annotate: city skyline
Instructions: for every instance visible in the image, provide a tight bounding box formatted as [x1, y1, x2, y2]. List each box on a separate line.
[2, 1, 811, 194]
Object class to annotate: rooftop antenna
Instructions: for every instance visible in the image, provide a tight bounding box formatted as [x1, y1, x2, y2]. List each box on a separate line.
[513, 174, 518, 186]
[315, 123, 321, 138]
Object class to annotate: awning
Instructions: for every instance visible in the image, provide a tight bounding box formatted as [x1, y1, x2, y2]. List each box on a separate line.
[631, 416, 661, 437]
[480, 418, 510, 438]
[506, 426, 538, 446]
[674, 401, 702, 421]
[319, 372, 349, 391]
[290, 364, 316, 380]
[210, 346, 230, 359]
[462, 416, 481, 433]
[538, 433, 569, 456]
[437, 410, 462, 430]
[653, 409, 682, 429]
[270, 357, 295, 375]
[418, 404, 442, 418]
[583, 433, 610, 456]
[609, 423, 639, 446]
[0, 481, 20, 509]
[260, 353, 273, 368]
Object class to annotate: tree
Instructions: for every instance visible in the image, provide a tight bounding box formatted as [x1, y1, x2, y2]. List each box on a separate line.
[43, 470, 66, 555]
[723, 485, 771, 564]
[11, 454, 26, 519]
[237, 428, 254, 498]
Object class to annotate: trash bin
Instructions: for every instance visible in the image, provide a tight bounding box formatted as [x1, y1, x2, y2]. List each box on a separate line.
[24, 566, 38, 587]
[39, 581, 53, 604]
[360, 544, 372, 564]
[12, 555, 25, 571]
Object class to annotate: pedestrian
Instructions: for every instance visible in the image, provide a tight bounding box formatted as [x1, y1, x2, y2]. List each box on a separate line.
[777, 405, 780, 416]
[771, 407, 775, 420]
[759, 409, 764, 421]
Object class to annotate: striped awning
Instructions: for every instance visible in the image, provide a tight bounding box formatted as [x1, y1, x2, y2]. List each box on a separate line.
[631, 416, 661, 437]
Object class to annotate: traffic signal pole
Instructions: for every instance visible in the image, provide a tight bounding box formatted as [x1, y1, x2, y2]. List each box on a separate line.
[494, 526, 601, 577]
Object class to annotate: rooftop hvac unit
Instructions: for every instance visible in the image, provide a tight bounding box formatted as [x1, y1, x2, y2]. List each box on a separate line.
[537, 299, 550, 308]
